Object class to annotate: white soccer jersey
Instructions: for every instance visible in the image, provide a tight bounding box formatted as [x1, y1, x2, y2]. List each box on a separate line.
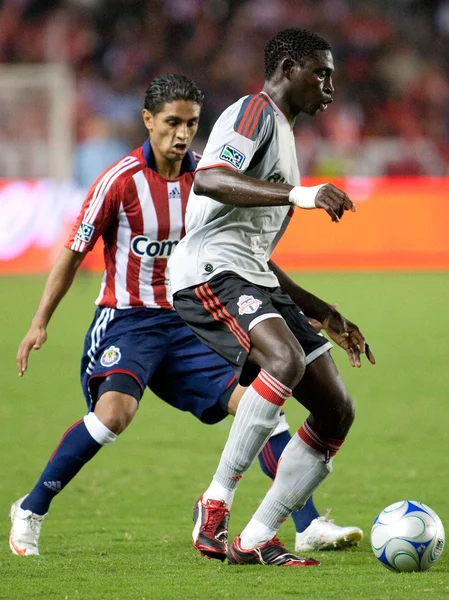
[169, 91, 300, 293]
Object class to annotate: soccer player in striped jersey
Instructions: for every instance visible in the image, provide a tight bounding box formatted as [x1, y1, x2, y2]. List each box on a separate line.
[10, 73, 362, 558]
[170, 29, 376, 566]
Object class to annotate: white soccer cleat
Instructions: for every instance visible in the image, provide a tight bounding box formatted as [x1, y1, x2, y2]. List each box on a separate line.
[9, 497, 46, 556]
[295, 509, 363, 552]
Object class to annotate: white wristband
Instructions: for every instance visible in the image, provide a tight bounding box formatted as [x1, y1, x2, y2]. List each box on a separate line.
[288, 184, 327, 209]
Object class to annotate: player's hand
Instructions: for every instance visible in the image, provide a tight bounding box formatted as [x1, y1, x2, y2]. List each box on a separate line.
[308, 316, 324, 332]
[315, 184, 356, 223]
[321, 308, 376, 367]
[308, 303, 337, 332]
[16, 327, 48, 376]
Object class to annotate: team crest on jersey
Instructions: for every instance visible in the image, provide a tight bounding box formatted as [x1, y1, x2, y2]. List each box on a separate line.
[100, 345, 121, 367]
[219, 145, 246, 169]
[75, 221, 95, 243]
[237, 295, 262, 315]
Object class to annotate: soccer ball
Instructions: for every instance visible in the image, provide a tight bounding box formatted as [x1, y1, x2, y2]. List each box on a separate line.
[371, 500, 445, 572]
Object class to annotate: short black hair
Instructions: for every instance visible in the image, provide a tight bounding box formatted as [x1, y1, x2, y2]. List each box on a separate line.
[264, 28, 331, 80]
[143, 74, 204, 114]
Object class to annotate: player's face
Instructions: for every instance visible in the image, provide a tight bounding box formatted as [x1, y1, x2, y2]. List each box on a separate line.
[142, 100, 201, 163]
[289, 50, 334, 117]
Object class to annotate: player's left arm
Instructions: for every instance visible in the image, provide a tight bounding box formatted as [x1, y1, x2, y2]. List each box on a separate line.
[268, 260, 376, 367]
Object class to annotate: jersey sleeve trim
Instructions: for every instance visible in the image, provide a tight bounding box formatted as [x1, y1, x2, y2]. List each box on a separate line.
[234, 93, 271, 140]
[68, 156, 140, 253]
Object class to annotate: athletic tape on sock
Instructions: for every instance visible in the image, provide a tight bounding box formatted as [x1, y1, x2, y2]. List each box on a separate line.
[84, 412, 117, 446]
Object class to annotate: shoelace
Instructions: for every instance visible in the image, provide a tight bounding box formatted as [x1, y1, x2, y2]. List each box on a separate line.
[319, 508, 335, 524]
[26, 513, 44, 534]
[204, 504, 227, 535]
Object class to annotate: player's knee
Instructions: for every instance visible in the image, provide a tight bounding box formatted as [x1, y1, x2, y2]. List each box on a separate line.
[335, 391, 355, 437]
[94, 391, 138, 435]
[266, 339, 306, 389]
[97, 405, 136, 435]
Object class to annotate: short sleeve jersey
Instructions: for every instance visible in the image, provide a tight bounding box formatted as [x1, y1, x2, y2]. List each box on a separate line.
[65, 140, 197, 309]
[169, 91, 300, 294]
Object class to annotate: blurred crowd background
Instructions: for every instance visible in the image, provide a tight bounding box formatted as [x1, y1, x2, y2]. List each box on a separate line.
[1, 0, 449, 185]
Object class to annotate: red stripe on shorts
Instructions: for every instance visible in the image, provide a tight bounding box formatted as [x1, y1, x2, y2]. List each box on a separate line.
[195, 283, 251, 352]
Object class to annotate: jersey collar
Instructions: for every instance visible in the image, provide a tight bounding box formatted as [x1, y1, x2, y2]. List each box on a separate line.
[143, 138, 197, 174]
[260, 91, 292, 129]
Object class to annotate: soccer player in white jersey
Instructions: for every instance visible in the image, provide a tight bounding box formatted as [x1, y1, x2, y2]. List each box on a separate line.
[170, 29, 376, 566]
[9, 73, 361, 557]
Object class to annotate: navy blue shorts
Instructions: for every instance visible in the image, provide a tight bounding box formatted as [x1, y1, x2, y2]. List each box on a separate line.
[80, 307, 237, 424]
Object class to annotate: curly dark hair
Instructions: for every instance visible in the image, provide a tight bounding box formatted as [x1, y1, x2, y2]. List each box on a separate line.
[264, 28, 331, 80]
[143, 74, 204, 114]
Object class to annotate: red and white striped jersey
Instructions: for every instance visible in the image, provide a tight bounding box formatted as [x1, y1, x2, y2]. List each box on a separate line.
[65, 140, 198, 309]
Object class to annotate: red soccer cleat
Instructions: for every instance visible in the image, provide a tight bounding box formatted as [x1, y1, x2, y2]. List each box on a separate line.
[228, 534, 321, 566]
[192, 495, 230, 561]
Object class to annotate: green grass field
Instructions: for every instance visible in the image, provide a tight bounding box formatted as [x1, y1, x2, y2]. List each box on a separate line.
[1, 272, 448, 600]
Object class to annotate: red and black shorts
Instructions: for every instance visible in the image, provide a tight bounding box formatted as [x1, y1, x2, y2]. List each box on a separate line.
[173, 271, 332, 386]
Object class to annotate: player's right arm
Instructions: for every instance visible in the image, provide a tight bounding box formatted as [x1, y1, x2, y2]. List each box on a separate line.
[194, 100, 353, 221]
[193, 95, 354, 221]
[195, 168, 354, 222]
[16, 248, 86, 376]
[16, 151, 130, 375]
[16, 154, 126, 376]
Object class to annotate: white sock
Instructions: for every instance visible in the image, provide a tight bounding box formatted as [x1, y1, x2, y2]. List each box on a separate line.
[241, 433, 334, 547]
[212, 370, 291, 493]
[270, 411, 290, 437]
[84, 412, 117, 445]
[240, 518, 277, 549]
[203, 477, 235, 509]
